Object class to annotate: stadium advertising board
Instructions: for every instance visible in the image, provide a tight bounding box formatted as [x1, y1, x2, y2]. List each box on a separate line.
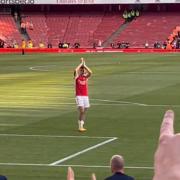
[0, 0, 34, 4]
[0, 0, 176, 4]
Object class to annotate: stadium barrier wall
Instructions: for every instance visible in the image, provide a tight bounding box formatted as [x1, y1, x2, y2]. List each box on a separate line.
[0, 48, 180, 53]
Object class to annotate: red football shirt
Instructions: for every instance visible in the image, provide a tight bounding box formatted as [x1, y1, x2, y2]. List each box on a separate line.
[75, 75, 88, 96]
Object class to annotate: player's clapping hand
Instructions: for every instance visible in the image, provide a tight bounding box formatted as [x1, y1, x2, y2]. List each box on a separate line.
[80, 57, 85, 66]
[153, 110, 180, 180]
[80, 57, 84, 63]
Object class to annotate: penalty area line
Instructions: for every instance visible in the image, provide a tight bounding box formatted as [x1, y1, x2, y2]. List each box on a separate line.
[0, 163, 154, 169]
[49, 137, 117, 166]
[0, 133, 116, 139]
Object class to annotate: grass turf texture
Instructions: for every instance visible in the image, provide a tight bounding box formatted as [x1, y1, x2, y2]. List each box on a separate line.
[0, 53, 180, 180]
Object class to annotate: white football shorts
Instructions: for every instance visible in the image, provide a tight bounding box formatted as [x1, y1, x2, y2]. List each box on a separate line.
[75, 96, 90, 108]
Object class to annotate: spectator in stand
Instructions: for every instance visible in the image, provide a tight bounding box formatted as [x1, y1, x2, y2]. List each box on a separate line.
[20, 20, 26, 33]
[177, 37, 180, 49]
[27, 40, 33, 48]
[47, 42, 52, 48]
[166, 42, 172, 50]
[144, 41, 149, 48]
[14, 12, 18, 21]
[130, 9, 135, 20]
[154, 41, 161, 49]
[117, 41, 129, 49]
[110, 43, 115, 48]
[93, 42, 97, 49]
[39, 41, 45, 48]
[122, 10, 128, 22]
[73, 42, 80, 48]
[98, 40, 102, 47]
[0, 39, 4, 48]
[58, 41, 63, 48]
[13, 41, 19, 48]
[21, 39, 26, 49]
[162, 41, 167, 49]
[63, 43, 69, 48]
[0, 175, 7, 180]
[135, 9, 140, 17]
[29, 21, 34, 30]
[117, 41, 122, 48]
[127, 11, 132, 22]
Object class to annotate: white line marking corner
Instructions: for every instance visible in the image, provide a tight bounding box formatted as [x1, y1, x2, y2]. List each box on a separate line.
[49, 137, 117, 166]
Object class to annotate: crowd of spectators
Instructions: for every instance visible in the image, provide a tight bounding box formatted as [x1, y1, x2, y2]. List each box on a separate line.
[166, 26, 180, 49]
[0, 40, 82, 49]
[58, 42, 80, 48]
[58, 42, 70, 48]
[150, 27, 180, 50]
[110, 41, 130, 49]
[122, 9, 140, 22]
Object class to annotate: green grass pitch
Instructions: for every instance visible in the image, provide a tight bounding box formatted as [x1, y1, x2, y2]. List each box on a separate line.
[0, 52, 180, 180]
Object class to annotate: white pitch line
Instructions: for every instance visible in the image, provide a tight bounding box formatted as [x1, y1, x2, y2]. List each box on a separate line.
[0, 162, 154, 169]
[92, 103, 180, 107]
[0, 124, 21, 126]
[49, 137, 117, 166]
[126, 72, 180, 74]
[29, 67, 50, 71]
[91, 98, 146, 106]
[29, 65, 56, 71]
[0, 133, 116, 139]
[1, 95, 179, 107]
[0, 102, 180, 108]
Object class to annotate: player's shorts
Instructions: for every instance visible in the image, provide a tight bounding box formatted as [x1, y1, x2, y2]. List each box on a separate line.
[75, 96, 90, 108]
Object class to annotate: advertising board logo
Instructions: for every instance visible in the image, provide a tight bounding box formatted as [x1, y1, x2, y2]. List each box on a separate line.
[0, 0, 34, 4]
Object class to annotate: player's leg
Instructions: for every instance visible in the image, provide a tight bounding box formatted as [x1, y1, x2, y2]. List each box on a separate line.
[78, 106, 86, 131]
[79, 96, 90, 131]
[76, 96, 86, 131]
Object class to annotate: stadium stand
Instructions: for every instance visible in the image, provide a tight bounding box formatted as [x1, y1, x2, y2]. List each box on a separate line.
[23, 12, 104, 47]
[113, 12, 180, 48]
[93, 12, 124, 46]
[64, 12, 103, 47]
[1, 4, 180, 49]
[46, 12, 104, 47]
[0, 14, 22, 47]
[46, 14, 69, 47]
[24, 14, 48, 47]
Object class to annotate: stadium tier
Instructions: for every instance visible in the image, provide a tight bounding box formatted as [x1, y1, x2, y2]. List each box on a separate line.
[24, 14, 48, 47]
[0, 4, 180, 48]
[113, 12, 180, 48]
[93, 12, 124, 45]
[46, 14, 69, 47]
[0, 14, 22, 46]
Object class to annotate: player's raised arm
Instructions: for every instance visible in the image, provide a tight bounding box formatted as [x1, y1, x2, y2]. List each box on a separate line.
[74, 58, 84, 79]
[83, 60, 92, 78]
